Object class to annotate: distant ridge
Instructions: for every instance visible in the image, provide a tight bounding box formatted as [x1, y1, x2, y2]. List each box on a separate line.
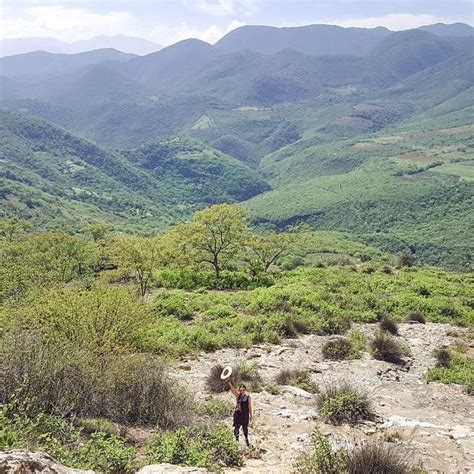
[0, 34, 162, 57]
[419, 22, 473, 37]
[1, 23, 471, 58]
[215, 24, 391, 56]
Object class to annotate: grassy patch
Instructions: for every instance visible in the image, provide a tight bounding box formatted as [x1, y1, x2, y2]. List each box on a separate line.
[427, 350, 474, 394]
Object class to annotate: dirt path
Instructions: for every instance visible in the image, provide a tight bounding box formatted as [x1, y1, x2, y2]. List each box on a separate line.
[173, 323, 474, 473]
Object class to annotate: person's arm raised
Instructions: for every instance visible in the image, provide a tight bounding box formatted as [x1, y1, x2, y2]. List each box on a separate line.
[228, 380, 239, 398]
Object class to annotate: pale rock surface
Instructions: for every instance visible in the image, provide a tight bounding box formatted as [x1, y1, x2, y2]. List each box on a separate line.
[0, 451, 93, 474]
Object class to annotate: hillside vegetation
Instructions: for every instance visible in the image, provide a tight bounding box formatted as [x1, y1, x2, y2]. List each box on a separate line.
[0, 24, 472, 271]
[1, 204, 473, 472]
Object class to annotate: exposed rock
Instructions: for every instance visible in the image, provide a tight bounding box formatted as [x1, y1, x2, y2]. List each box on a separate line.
[0, 451, 93, 474]
[137, 464, 209, 473]
[280, 385, 313, 399]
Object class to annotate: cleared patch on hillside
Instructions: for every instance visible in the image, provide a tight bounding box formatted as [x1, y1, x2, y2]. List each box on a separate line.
[192, 114, 216, 129]
[334, 116, 374, 128]
[430, 162, 474, 181]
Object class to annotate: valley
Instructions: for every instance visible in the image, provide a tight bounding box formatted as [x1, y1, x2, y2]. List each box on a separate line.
[0, 20, 473, 474]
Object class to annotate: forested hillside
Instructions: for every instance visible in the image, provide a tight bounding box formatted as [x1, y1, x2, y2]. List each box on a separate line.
[0, 23, 472, 270]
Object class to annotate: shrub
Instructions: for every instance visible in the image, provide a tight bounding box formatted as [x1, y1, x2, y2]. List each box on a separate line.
[398, 252, 413, 267]
[345, 442, 411, 474]
[76, 418, 121, 436]
[434, 348, 452, 368]
[154, 293, 194, 321]
[322, 337, 352, 360]
[146, 425, 243, 472]
[382, 265, 393, 274]
[1, 330, 193, 428]
[321, 316, 351, 335]
[427, 350, 474, 393]
[296, 427, 346, 473]
[195, 425, 243, 469]
[348, 330, 367, 358]
[317, 384, 374, 425]
[264, 383, 281, 395]
[71, 432, 136, 473]
[206, 361, 263, 393]
[0, 401, 136, 472]
[206, 364, 231, 393]
[379, 317, 399, 336]
[371, 333, 407, 364]
[407, 311, 426, 324]
[197, 399, 234, 419]
[275, 369, 318, 393]
[235, 360, 263, 392]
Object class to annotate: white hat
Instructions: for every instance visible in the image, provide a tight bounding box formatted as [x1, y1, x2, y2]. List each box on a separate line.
[220, 365, 233, 380]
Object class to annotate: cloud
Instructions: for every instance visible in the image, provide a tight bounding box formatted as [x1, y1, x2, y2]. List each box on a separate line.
[183, 0, 257, 17]
[0, 5, 138, 41]
[146, 20, 246, 45]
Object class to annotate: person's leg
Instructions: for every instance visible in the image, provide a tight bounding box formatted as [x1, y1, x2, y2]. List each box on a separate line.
[242, 422, 249, 446]
[233, 421, 241, 441]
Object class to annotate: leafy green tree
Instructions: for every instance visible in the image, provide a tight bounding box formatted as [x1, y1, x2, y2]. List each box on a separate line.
[110, 235, 162, 297]
[0, 217, 30, 242]
[247, 231, 299, 273]
[87, 223, 113, 242]
[167, 204, 249, 278]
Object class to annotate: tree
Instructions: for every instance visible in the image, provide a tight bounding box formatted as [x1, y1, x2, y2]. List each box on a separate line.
[110, 235, 162, 297]
[247, 231, 299, 273]
[167, 204, 249, 278]
[0, 217, 30, 242]
[398, 251, 413, 267]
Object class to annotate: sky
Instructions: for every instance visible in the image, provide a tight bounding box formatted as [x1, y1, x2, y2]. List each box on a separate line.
[1, 0, 473, 45]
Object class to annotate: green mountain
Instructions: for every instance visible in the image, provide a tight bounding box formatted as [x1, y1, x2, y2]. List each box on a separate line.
[0, 48, 135, 79]
[0, 110, 269, 231]
[0, 25, 472, 269]
[419, 22, 473, 37]
[215, 24, 391, 56]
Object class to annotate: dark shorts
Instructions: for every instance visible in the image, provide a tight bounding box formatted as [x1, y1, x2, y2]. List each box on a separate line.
[233, 411, 249, 427]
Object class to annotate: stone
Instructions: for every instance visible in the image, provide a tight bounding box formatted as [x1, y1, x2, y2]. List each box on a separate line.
[280, 385, 313, 399]
[0, 451, 93, 474]
[137, 464, 209, 473]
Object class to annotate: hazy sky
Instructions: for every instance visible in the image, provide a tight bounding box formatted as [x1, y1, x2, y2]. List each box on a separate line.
[1, 0, 473, 44]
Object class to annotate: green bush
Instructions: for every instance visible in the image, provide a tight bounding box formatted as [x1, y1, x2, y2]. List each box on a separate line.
[76, 418, 121, 436]
[146, 425, 243, 472]
[154, 293, 195, 320]
[296, 427, 346, 473]
[322, 337, 352, 360]
[1, 330, 193, 428]
[71, 432, 136, 473]
[371, 333, 408, 365]
[427, 350, 474, 394]
[275, 369, 318, 393]
[197, 399, 234, 419]
[235, 360, 264, 392]
[0, 401, 136, 473]
[317, 384, 374, 425]
[348, 330, 367, 357]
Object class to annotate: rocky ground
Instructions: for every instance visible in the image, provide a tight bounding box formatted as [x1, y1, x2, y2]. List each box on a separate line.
[174, 323, 473, 473]
[2, 323, 472, 473]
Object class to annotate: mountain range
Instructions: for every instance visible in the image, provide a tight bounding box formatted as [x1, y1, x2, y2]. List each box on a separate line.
[0, 23, 473, 269]
[0, 35, 163, 57]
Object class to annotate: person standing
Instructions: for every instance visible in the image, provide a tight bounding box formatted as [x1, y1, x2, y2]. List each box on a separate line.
[228, 380, 252, 447]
